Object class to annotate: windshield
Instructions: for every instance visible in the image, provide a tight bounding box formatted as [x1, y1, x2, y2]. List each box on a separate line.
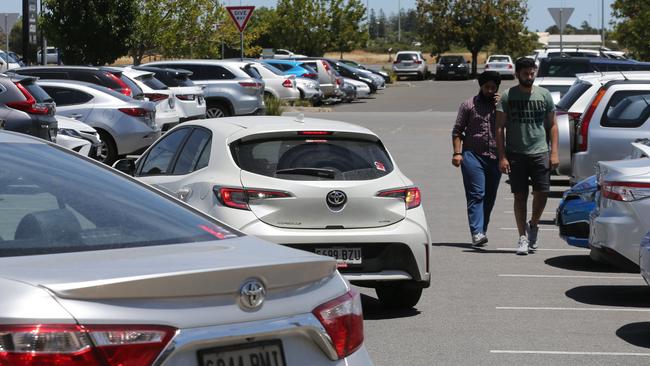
[262, 63, 285, 76]
[556, 80, 593, 111]
[231, 136, 394, 181]
[0, 143, 238, 256]
[440, 56, 464, 64]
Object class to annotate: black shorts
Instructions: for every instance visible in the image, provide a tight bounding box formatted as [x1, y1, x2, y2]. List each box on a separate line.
[507, 152, 550, 193]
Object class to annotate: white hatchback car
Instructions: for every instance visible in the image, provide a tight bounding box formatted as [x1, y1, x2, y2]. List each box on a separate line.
[117, 116, 432, 309]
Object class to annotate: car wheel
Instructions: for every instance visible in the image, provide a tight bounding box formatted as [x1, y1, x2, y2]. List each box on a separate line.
[96, 130, 117, 165]
[376, 283, 423, 309]
[206, 102, 230, 118]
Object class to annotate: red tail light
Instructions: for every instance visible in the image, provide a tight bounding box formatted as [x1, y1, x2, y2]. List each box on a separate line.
[176, 94, 196, 101]
[239, 81, 262, 89]
[104, 72, 132, 97]
[282, 79, 293, 88]
[0, 324, 176, 366]
[323, 61, 331, 71]
[145, 93, 169, 102]
[578, 87, 607, 152]
[336, 78, 343, 86]
[301, 72, 317, 79]
[119, 107, 149, 117]
[215, 187, 291, 210]
[377, 187, 421, 209]
[7, 82, 51, 115]
[485, 64, 490, 69]
[601, 181, 650, 202]
[508, 64, 513, 69]
[297, 130, 333, 135]
[312, 290, 364, 359]
[414, 60, 422, 64]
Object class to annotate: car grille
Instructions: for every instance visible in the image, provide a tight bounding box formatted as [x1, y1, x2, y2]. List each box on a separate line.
[560, 222, 589, 239]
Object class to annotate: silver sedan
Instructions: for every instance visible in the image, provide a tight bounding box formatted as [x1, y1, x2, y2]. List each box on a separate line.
[0, 131, 373, 366]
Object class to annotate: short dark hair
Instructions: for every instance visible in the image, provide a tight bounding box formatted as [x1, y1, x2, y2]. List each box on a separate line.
[515, 57, 537, 73]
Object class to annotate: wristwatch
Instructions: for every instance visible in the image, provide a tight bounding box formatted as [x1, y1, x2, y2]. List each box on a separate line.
[453, 153, 462, 156]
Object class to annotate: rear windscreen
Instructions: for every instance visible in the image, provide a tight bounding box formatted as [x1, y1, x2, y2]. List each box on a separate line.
[488, 56, 510, 63]
[556, 80, 593, 111]
[231, 137, 394, 181]
[243, 65, 263, 79]
[397, 53, 417, 62]
[22, 82, 53, 103]
[440, 56, 464, 64]
[543, 84, 571, 97]
[136, 75, 168, 90]
[538, 61, 589, 77]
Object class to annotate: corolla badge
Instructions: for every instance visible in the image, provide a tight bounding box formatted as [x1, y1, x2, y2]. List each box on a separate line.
[239, 279, 266, 311]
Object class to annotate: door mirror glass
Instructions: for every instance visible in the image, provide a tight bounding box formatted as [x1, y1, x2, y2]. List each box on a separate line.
[113, 158, 136, 176]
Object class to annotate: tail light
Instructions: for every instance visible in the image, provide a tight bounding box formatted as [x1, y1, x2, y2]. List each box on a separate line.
[239, 81, 262, 89]
[215, 187, 291, 210]
[377, 187, 421, 209]
[176, 94, 196, 101]
[312, 290, 364, 359]
[485, 64, 490, 69]
[6, 82, 50, 115]
[322, 61, 331, 71]
[144, 93, 169, 102]
[414, 60, 422, 64]
[0, 324, 176, 366]
[301, 72, 317, 79]
[336, 78, 343, 86]
[297, 130, 333, 135]
[119, 107, 149, 117]
[282, 79, 293, 88]
[577, 87, 607, 152]
[601, 181, 650, 202]
[104, 72, 132, 97]
[508, 64, 513, 69]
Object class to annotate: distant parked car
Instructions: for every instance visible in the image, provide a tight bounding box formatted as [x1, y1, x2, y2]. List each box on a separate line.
[0, 74, 57, 142]
[117, 116, 432, 309]
[6, 51, 24, 67]
[435, 55, 470, 80]
[36, 46, 61, 64]
[484, 54, 514, 79]
[393, 51, 429, 80]
[537, 57, 650, 79]
[55, 115, 96, 157]
[293, 58, 343, 100]
[0, 51, 21, 71]
[273, 48, 307, 59]
[294, 76, 324, 105]
[343, 77, 371, 98]
[144, 59, 265, 118]
[326, 58, 384, 92]
[339, 59, 390, 83]
[37, 79, 159, 164]
[262, 59, 318, 79]
[247, 61, 299, 102]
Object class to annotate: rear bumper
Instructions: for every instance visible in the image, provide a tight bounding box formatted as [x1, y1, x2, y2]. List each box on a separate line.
[590, 205, 643, 267]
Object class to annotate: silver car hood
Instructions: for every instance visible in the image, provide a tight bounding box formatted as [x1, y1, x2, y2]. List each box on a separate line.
[0, 237, 336, 300]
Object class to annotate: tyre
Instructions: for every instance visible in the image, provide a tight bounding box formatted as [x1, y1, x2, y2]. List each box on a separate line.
[376, 283, 423, 309]
[96, 130, 118, 165]
[206, 102, 230, 118]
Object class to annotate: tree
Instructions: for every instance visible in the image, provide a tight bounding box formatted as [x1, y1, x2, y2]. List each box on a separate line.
[368, 9, 377, 39]
[129, 0, 174, 65]
[9, 20, 22, 54]
[377, 9, 387, 38]
[611, 0, 650, 60]
[42, 0, 136, 65]
[416, 0, 454, 57]
[544, 24, 578, 35]
[270, 0, 330, 56]
[328, 0, 367, 58]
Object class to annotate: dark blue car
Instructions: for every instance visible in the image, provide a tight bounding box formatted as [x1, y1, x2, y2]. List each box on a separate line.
[556, 175, 598, 248]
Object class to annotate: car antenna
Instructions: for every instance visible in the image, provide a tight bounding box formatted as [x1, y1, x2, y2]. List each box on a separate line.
[295, 113, 305, 124]
[592, 64, 603, 76]
[619, 71, 629, 81]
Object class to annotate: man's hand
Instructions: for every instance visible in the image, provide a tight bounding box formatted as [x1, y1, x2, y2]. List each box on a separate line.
[452, 154, 463, 167]
[550, 151, 560, 170]
[499, 157, 510, 174]
[493, 93, 501, 106]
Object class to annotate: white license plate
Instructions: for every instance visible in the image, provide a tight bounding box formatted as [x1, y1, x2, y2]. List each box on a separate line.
[448, 71, 456, 74]
[315, 247, 362, 265]
[198, 340, 286, 366]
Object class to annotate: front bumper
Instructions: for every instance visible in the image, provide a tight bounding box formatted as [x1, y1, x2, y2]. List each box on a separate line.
[556, 196, 595, 248]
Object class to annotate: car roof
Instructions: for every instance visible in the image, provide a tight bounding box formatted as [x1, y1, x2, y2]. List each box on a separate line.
[121, 67, 154, 78]
[576, 71, 650, 82]
[17, 66, 103, 71]
[0, 130, 44, 144]
[536, 77, 576, 85]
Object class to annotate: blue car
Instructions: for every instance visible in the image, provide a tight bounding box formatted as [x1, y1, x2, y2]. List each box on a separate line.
[556, 175, 598, 248]
[262, 59, 318, 80]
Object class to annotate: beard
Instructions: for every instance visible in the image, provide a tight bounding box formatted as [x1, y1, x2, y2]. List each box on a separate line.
[518, 78, 534, 87]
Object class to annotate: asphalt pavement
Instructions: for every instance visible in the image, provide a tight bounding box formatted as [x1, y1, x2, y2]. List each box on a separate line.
[285, 78, 650, 366]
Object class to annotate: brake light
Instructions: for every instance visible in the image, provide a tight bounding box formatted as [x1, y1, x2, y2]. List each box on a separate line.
[297, 131, 333, 135]
[0, 324, 176, 366]
[282, 79, 293, 88]
[239, 81, 262, 89]
[578, 87, 607, 152]
[377, 187, 421, 209]
[312, 290, 364, 359]
[145, 93, 169, 102]
[7, 82, 50, 115]
[119, 107, 149, 117]
[485, 64, 490, 69]
[301, 72, 317, 79]
[323, 61, 331, 71]
[176, 94, 196, 101]
[104, 72, 132, 97]
[601, 181, 650, 202]
[414, 60, 422, 64]
[336, 78, 343, 86]
[508, 64, 513, 69]
[215, 187, 291, 210]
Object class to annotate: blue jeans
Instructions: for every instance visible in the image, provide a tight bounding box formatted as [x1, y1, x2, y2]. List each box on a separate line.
[460, 150, 501, 235]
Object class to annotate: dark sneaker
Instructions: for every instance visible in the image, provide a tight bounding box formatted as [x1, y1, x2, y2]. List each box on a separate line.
[527, 221, 539, 251]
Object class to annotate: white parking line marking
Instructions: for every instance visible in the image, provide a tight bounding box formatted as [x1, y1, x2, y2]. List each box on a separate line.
[503, 211, 555, 215]
[490, 350, 650, 356]
[498, 274, 641, 280]
[390, 125, 405, 134]
[496, 306, 650, 312]
[500, 227, 558, 231]
[495, 248, 587, 252]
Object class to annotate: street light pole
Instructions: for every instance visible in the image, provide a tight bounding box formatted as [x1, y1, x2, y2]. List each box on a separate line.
[601, 0, 605, 47]
[397, 0, 401, 42]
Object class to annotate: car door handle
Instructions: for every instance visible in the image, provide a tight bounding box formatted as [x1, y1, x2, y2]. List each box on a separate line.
[69, 113, 83, 120]
[177, 187, 192, 201]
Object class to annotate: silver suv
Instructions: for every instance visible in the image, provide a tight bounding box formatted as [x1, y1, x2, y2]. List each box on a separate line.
[392, 51, 428, 80]
[144, 60, 265, 118]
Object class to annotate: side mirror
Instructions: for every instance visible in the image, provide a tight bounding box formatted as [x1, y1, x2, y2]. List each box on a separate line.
[113, 158, 136, 176]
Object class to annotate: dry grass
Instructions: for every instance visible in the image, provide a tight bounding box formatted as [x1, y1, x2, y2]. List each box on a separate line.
[324, 50, 491, 67]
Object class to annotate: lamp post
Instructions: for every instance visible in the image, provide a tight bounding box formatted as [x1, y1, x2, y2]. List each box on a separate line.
[397, 0, 401, 42]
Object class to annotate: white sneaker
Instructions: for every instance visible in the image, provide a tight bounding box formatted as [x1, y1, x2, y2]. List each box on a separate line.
[516, 235, 529, 255]
[472, 233, 488, 247]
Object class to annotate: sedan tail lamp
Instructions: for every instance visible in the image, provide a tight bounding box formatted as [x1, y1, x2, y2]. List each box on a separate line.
[0, 324, 176, 366]
[119, 107, 149, 117]
[215, 187, 291, 210]
[282, 79, 293, 88]
[176, 94, 196, 101]
[104, 71, 132, 97]
[577, 87, 607, 152]
[145, 93, 169, 102]
[238, 81, 262, 89]
[413, 60, 422, 64]
[508, 64, 513, 69]
[377, 187, 421, 209]
[312, 290, 364, 359]
[6, 82, 50, 115]
[601, 181, 650, 202]
[301, 72, 317, 79]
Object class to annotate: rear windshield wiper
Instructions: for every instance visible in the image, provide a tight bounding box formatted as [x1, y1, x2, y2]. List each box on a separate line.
[275, 168, 336, 179]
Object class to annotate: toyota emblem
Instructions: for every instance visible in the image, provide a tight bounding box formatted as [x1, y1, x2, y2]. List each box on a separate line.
[326, 190, 347, 208]
[239, 279, 266, 311]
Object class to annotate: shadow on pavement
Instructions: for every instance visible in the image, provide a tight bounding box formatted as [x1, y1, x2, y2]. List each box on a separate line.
[616, 322, 650, 348]
[545, 255, 627, 273]
[360, 293, 421, 320]
[566, 285, 650, 308]
[431, 242, 517, 254]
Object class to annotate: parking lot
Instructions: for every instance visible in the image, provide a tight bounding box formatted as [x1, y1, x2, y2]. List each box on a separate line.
[294, 78, 650, 366]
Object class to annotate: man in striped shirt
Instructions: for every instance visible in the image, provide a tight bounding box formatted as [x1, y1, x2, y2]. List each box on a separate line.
[452, 71, 502, 247]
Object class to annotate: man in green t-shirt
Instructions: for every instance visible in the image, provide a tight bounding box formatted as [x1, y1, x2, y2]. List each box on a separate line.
[496, 57, 559, 256]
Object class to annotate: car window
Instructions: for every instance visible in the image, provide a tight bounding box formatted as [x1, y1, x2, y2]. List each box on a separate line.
[231, 136, 394, 181]
[538, 62, 589, 77]
[0, 143, 238, 257]
[602, 91, 650, 128]
[136, 74, 168, 90]
[542, 85, 571, 97]
[301, 62, 318, 71]
[69, 71, 103, 84]
[139, 128, 190, 176]
[21, 82, 53, 103]
[270, 63, 292, 71]
[23, 71, 69, 80]
[40, 86, 93, 106]
[169, 65, 236, 80]
[489, 56, 510, 63]
[557, 80, 593, 111]
[397, 53, 417, 62]
[119, 74, 144, 98]
[243, 65, 263, 79]
[440, 56, 464, 63]
[263, 64, 285, 75]
[172, 128, 211, 175]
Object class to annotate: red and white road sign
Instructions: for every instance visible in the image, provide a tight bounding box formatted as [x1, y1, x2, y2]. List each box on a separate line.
[226, 6, 255, 33]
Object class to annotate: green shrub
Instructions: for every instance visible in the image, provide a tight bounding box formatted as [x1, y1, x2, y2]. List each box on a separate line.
[264, 95, 285, 115]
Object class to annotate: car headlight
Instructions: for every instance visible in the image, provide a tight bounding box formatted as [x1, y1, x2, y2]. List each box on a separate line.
[58, 128, 83, 139]
[359, 77, 372, 83]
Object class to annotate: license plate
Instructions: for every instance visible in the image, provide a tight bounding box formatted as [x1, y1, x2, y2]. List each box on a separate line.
[448, 71, 455, 74]
[198, 340, 286, 366]
[315, 247, 362, 265]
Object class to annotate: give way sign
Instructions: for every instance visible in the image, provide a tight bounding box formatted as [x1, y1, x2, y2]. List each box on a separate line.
[226, 6, 255, 32]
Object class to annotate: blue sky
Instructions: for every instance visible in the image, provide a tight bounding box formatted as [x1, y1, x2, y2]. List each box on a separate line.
[0, 0, 616, 32]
